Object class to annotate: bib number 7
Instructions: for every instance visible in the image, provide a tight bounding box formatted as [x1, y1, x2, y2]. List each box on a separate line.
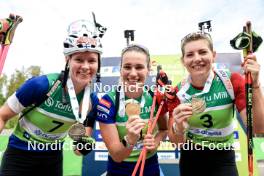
[48, 120, 64, 132]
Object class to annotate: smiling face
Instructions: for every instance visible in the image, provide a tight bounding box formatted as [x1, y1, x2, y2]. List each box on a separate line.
[67, 51, 98, 91]
[182, 39, 216, 86]
[121, 50, 149, 93]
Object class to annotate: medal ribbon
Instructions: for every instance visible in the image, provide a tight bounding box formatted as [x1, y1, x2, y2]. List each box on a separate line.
[118, 83, 146, 117]
[177, 70, 214, 102]
[67, 78, 90, 123]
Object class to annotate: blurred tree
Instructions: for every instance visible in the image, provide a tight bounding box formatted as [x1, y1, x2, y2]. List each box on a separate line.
[0, 74, 7, 105]
[26, 65, 42, 78]
[5, 66, 42, 98]
[3, 65, 42, 129]
[6, 68, 27, 98]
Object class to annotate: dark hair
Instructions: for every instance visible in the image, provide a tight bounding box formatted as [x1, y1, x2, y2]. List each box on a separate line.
[121, 44, 150, 69]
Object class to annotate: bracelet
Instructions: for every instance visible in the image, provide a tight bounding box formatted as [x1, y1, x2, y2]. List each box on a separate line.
[122, 135, 134, 149]
[172, 122, 184, 135]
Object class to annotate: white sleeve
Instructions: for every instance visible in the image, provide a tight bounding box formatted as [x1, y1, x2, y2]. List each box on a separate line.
[7, 93, 26, 114]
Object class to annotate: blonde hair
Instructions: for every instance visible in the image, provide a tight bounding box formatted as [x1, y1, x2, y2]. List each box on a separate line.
[181, 32, 213, 58]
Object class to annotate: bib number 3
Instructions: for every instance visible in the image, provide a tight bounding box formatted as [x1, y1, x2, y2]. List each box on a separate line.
[200, 114, 213, 128]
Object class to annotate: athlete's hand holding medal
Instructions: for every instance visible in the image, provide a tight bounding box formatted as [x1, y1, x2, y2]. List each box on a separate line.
[68, 122, 95, 156]
[124, 100, 146, 148]
[172, 96, 206, 135]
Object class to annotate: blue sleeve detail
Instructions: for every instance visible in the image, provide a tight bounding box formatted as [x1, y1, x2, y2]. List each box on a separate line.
[15, 75, 49, 107]
[96, 94, 116, 124]
[85, 92, 99, 125]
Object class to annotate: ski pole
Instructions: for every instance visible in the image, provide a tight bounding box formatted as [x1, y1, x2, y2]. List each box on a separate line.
[230, 21, 262, 176]
[132, 97, 165, 176]
[139, 100, 165, 176]
[0, 14, 23, 75]
[139, 83, 176, 176]
[244, 21, 254, 176]
[0, 18, 13, 59]
[131, 86, 157, 176]
[137, 85, 174, 176]
[132, 69, 171, 176]
[132, 66, 164, 176]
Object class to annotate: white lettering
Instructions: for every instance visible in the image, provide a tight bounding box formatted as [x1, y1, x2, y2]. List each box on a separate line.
[144, 106, 151, 113]
[55, 101, 72, 112]
[205, 95, 212, 101]
[97, 112, 108, 120]
[97, 105, 110, 114]
[213, 91, 228, 100]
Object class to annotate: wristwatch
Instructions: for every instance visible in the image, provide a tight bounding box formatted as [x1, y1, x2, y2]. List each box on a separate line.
[122, 135, 134, 149]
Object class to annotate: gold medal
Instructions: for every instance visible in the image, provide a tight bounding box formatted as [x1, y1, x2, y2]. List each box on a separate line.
[125, 100, 141, 117]
[191, 96, 206, 114]
[68, 123, 86, 141]
[125, 99, 148, 139]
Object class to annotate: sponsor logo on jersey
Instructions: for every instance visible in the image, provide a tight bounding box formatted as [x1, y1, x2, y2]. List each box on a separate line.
[141, 105, 152, 114]
[97, 112, 108, 120]
[44, 97, 72, 112]
[97, 105, 110, 114]
[54, 101, 72, 112]
[99, 99, 111, 108]
[192, 128, 222, 136]
[34, 129, 63, 140]
[45, 97, 54, 107]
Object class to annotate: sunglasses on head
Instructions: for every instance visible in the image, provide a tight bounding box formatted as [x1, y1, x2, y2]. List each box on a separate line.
[181, 31, 212, 45]
[121, 44, 150, 57]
